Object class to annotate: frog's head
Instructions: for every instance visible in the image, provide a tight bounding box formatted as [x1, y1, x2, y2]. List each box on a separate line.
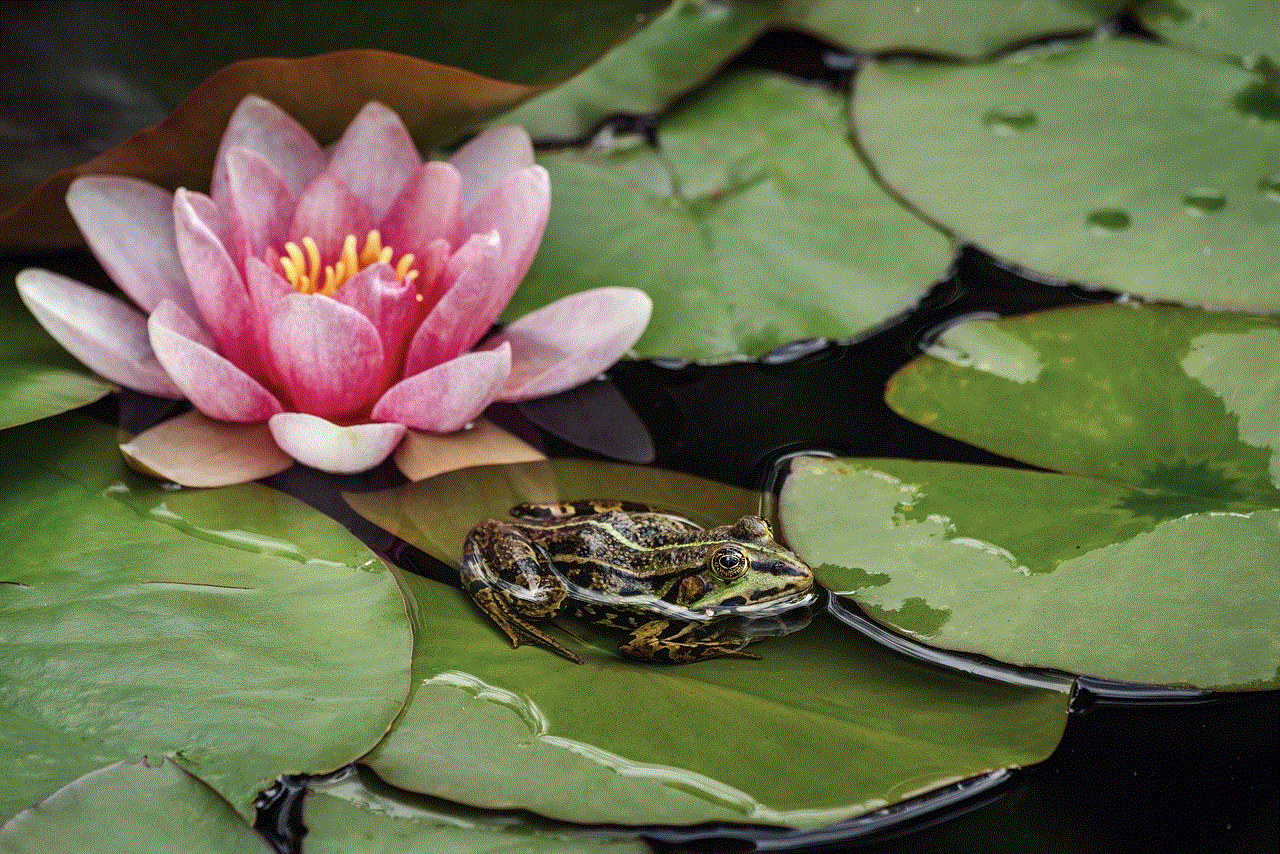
[675, 516, 815, 616]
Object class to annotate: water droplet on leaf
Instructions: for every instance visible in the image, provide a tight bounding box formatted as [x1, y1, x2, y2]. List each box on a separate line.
[1257, 173, 1280, 201]
[982, 107, 1038, 135]
[1182, 187, 1226, 215]
[1086, 208, 1131, 234]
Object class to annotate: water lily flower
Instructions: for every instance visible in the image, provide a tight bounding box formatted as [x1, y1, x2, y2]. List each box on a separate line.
[17, 96, 651, 480]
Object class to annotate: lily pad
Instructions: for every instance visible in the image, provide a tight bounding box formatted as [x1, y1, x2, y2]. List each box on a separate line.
[777, 304, 1280, 691]
[507, 71, 954, 362]
[0, 268, 110, 430]
[0, 414, 412, 822]
[499, 0, 778, 140]
[0, 759, 271, 853]
[1136, 0, 1280, 65]
[782, 0, 1125, 58]
[345, 460, 1068, 829]
[854, 37, 1280, 310]
[304, 767, 649, 854]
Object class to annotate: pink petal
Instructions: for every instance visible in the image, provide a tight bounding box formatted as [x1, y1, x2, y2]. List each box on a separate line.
[268, 413, 406, 474]
[150, 298, 214, 350]
[148, 301, 284, 422]
[450, 126, 534, 214]
[288, 173, 374, 263]
[65, 176, 198, 318]
[372, 344, 511, 432]
[223, 146, 294, 268]
[485, 287, 652, 401]
[379, 161, 462, 260]
[328, 102, 422, 224]
[121, 409, 294, 487]
[15, 268, 182, 398]
[212, 95, 326, 210]
[266, 293, 386, 420]
[462, 165, 550, 304]
[334, 262, 422, 380]
[244, 257, 293, 383]
[173, 188, 262, 377]
[401, 230, 502, 376]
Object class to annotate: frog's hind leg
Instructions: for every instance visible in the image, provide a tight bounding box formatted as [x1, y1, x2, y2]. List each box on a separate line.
[460, 521, 583, 664]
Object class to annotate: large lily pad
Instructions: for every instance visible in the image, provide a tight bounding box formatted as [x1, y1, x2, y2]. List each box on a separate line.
[0, 760, 271, 853]
[854, 37, 1280, 310]
[499, 0, 778, 140]
[507, 71, 954, 362]
[0, 266, 110, 430]
[777, 304, 1280, 691]
[782, 0, 1125, 58]
[0, 414, 412, 822]
[345, 460, 1068, 829]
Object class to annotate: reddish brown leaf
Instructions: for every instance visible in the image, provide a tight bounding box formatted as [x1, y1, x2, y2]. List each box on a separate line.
[0, 50, 538, 250]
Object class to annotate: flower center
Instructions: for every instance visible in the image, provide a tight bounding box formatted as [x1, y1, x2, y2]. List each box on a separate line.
[278, 230, 418, 296]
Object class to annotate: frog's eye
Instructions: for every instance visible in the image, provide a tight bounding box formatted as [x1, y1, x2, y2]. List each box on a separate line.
[710, 546, 748, 580]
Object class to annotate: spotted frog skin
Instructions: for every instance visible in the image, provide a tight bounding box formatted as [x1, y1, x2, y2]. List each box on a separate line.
[460, 500, 816, 664]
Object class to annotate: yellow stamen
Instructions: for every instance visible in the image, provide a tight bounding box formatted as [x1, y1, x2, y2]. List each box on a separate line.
[277, 229, 422, 296]
[395, 254, 416, 280]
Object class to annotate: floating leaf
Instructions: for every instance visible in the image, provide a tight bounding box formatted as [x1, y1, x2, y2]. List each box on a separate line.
[346, 460, 1068, 829]
[0, 414, 412, 822]
[0, 266, 110, 429]
[779, 305, 1280, 691]
[1136, 0, 1280, 65]
[854, 37, 1280, 310]
[499, 0, 778, 140]
[1, 53, 530, 250]
[0, 760, 271, 853]
[304, 767, 649, 854]
[508, 71, 954, 362]
[782, 0, 1125, 58]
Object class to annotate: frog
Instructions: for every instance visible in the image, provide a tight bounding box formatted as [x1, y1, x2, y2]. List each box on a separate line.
[459, 500, 816, 664]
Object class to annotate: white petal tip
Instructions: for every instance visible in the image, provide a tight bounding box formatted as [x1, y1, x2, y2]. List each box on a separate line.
[268, 413, 406, 475]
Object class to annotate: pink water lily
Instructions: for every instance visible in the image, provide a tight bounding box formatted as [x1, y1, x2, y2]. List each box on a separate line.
[17, 96, 651, 479]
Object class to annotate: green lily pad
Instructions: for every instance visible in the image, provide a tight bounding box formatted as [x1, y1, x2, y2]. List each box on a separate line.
[854, 37, 1280, 310]
[0, 759, 271, 853]
[1136, 0, 1280, 65]
[782, 0, 1125, 58]
[507, 71, 954, 362]
[345, 461, 1068, 829]
[499, 0, 778, 140]
[304, 767, 649, 854]
[777, 304, 1280, 691]
[0, 270, 110, 430]
[0, 414, 412, 822]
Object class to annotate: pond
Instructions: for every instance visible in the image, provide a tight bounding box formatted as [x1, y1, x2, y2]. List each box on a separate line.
[1, 3, 1277, 853]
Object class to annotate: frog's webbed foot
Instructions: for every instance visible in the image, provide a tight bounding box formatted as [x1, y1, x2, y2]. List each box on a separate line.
[469, 587, 584, 664]
[619, 620, 761, 664]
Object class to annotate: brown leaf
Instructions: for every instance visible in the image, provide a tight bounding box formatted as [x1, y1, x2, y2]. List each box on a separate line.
[0, 50, 537, 250]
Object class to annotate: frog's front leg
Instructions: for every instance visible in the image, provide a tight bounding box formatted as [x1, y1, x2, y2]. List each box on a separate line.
[460, 520, 582, 664]
[618, 620, 762, 664]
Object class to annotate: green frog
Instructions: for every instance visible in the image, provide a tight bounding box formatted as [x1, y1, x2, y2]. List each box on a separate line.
[460, 500, 816, 664]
